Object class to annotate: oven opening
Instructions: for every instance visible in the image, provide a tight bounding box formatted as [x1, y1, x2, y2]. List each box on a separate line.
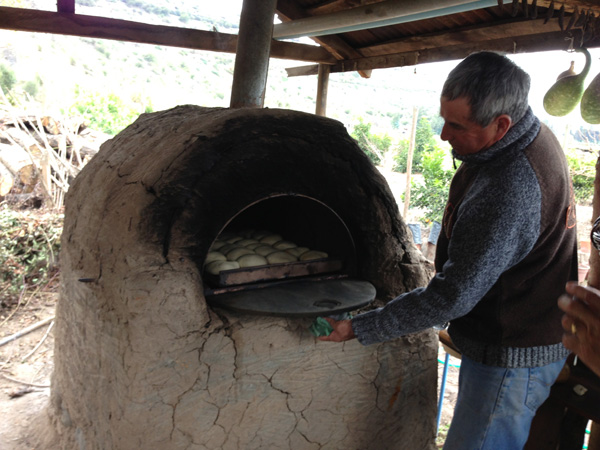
[203, 194, 375, 316]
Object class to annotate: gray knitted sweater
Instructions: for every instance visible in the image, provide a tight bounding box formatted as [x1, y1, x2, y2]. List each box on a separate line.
[352, 108, 576, 368]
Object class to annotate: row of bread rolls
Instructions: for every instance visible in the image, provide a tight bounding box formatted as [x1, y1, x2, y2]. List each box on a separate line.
[204, 229, 328, 275]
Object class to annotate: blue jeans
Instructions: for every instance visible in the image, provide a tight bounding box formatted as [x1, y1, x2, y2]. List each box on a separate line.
[429, 221, 441, 245]
[443, 355, 566, 450]
[407, 223, 422, 245]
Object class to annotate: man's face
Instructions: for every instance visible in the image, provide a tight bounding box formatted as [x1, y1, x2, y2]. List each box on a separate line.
[439, 96, 503, 155]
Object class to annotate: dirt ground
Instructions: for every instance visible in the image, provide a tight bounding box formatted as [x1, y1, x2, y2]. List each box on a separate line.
[0, 290, 56, 450]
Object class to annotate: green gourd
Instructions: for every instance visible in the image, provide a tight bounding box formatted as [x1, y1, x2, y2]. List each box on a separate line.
[557, 61, 576, 80]
[543, 47, 591, 117]
[581, 71, 600, 124]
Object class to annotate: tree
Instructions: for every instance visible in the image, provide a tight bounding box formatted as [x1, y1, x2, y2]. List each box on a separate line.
[409, 146, 458, 224]
[0, 64, 16, 95]
[69, 88, 152, 135]
[350, 118, 395, 168]
[395, 116, 437, 173]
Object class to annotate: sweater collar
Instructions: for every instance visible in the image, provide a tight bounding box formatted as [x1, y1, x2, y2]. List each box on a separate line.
[451, 107, 540, 165]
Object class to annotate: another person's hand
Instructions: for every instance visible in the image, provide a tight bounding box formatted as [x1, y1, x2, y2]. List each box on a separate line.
[318, 318, 356, 342]
[558, 281, 600, 377]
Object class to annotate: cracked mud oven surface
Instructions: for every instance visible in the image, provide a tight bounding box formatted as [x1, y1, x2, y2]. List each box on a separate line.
[0, 291, 458, 449]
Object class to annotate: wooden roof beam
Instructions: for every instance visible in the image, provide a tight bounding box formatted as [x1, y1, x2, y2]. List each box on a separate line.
[276, 0, 372, 78]
[0, 6, 336, 64]
[358, 17, 563, 57]
[286, 28, 600, 75]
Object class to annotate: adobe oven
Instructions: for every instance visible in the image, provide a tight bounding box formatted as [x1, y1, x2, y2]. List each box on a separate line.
[48, 106, 438, 449]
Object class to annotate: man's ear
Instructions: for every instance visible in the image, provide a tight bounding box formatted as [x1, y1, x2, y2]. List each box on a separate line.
[494, 114, 512, 142]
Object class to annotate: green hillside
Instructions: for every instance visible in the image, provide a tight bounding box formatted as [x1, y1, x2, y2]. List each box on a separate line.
[0, 0, 447, 138]
[2, 0, 599, 148]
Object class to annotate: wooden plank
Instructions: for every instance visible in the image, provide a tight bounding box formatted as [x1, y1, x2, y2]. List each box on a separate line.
[325, 29, 599, 72]
[359, 17, 563, 56]
[288, 26, 600, 76]
[330, 51, 420, 72]
[306, 0, 383, 16]
[276, 0, 372, 78]
[0, 6, 336, 64]
[286, 65, 320, 77]
[538, 0, 600, 10]
[211, 258, 343, 287]
[270, 39, 336, 64]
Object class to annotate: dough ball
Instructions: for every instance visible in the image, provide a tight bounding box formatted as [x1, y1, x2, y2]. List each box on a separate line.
[219, 243, 240, 254]
[206, 260, 240, 275]
[226, 247, 255, 260]
[251, 230, 272, 240]
[286, 247, 310, 257]
[225, 235, 243, 244]
[260, 234, 283, 245]
[273, 240, 297, 250]
[218, 232, 235, 241]
[239, 229, 255, 238]
[267, 251, 298, 264]
[255, 245, 277, 256]
[245, 242, 263, 250]
[299, 250, 329, 261]
[205, 251, 226, 264]
[238, 254, 268, 268]
[210, 240, 226, 251]
[238, 238, 260, 247]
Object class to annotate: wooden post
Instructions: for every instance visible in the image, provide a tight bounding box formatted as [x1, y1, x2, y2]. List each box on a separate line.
[57, 0, 75, 14]
[403, 106, 419, 218]
[316, 64, 330, 116]
[230, 0, 277, 108]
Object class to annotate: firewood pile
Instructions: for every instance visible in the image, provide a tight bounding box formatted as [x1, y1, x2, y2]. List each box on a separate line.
[0, 111, 110, 209]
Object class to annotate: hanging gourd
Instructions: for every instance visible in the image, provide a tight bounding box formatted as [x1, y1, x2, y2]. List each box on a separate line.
[581, 70, 600, 124]
[557, 61, 576, 80]
[543, 47, 591, 117]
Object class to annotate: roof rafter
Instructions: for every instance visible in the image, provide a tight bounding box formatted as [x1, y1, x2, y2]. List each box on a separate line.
[0, 6, 336, 64]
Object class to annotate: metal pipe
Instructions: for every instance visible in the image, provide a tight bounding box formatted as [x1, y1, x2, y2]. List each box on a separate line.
[273, 0, 498, 40]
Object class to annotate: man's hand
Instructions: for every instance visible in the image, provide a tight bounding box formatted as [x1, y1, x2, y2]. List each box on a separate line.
[558, 281, 600, 378]
[318, 317, 356, 342]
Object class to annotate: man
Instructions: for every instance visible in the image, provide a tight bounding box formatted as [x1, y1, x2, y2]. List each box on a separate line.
[321, 51, 578, 449]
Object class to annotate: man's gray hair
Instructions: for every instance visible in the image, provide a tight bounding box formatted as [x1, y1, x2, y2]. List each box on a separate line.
[441, 51, 531, 127]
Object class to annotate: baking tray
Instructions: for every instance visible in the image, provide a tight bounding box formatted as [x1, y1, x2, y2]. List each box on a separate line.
[205, 258, 343, 287]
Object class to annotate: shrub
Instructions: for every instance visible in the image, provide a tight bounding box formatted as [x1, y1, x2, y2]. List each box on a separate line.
[0, 64, 16, 94]
[69, 88, 145, 135]
[0, 206, 62, 305]
[351, 118, 393, 167]
[394, 116, 437, 173]
[408, 146, 458, 224]
[566, 149, 595, 205]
